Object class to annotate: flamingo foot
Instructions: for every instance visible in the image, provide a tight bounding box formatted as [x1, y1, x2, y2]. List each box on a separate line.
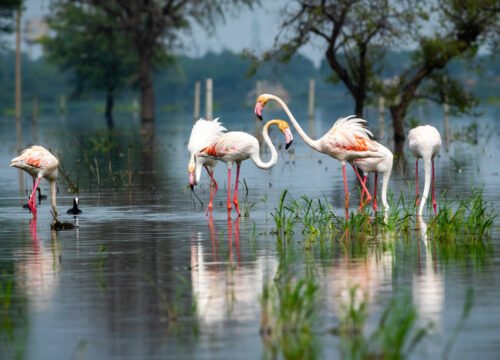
[233, 199, 241, 217]
[432, 200, 437, 215]
[205, 204, 213, 216]
[372, 201, 378, 212]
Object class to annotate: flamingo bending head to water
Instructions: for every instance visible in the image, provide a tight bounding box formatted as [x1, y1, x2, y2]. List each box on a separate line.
[187, 117, 227, 214]
[197, 119, 293, 217]
[255, 93, 382, 218]
[11, 145, 59, 217]
[408, 125, 441, 216]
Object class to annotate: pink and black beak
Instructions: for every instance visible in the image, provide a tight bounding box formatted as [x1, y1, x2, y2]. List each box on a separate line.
[284, 128, 293, 150]
[254, 101, 264, 121]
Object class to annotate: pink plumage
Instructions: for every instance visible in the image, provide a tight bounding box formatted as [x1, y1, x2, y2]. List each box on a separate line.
[11, 145, 59, 217]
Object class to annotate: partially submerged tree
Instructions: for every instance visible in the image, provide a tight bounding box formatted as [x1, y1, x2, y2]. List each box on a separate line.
[43, 2, 139, 129]
[256, 0, 499, 151]
[79, 0, 258, 129]
[0, 0, 22, 48]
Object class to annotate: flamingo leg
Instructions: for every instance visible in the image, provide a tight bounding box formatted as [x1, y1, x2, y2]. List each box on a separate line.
[358, 175, 368, 211]
[431, 159, 437, 215]
[233, 163, 241, 217]
[352, 164, 372, 204]
[227, 166, 232, 216]
[342, 163, 350, 220]
[29, 176, 42, 216]
[373, 172, 378, 212]
[415, 159, 420, 206]
[205, 166, 218, 215]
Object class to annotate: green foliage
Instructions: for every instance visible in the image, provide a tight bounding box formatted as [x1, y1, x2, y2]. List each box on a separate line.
[337, 289, 431, 359]
[0, 0, 21, 35]
[42, 2, 138, 98]
[260, 275, 320, 359]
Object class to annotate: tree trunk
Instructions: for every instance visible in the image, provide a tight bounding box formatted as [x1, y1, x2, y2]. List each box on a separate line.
[390, 105, 406, 156]
[139, 53, 155, 126]
[354, 95, 364, 118]
[105, 90, 114, 130]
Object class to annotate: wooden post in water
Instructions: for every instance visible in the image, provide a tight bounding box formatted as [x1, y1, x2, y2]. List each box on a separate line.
[15, 8, 25, 201]
[378, 96, 385, 141]
[193, 81, 200, 121]
[443, 76, 450, 152]
[15, 9, 22, 142]
[205, 78, 213, 120]
[308, 79, 315, 120]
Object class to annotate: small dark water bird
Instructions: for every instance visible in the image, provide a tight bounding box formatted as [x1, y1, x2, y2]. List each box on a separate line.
[50, 210, 77, 231]
[66, 197, 82, 215]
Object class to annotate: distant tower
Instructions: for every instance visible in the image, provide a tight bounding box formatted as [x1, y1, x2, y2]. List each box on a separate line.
[250, 15, 261, 54]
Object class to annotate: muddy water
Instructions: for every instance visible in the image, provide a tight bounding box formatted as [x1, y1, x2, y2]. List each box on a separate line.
[0, 107, 499, 359]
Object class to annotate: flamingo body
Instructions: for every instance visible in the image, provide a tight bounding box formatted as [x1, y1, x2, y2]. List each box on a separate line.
[408, 125, 441, 216]
[197, 119, 293, 217]
[355, 142, 393, 212]
[188, 118, 227, 214]
[10, 145, 59, 217]
[255, 94, 382, 217]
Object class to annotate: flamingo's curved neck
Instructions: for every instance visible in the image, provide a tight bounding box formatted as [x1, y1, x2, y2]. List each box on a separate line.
[419, 157, 432, 216]
[269, 95, 321, 151]
[250, 120, 279, 169]
[381, 169, 391, 211]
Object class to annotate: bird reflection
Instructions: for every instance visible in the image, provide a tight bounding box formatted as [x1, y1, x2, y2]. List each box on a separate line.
[15, 220, 61, 312]
[190, 217, 271, 325]
[413, 217, 444, 330]
[326, 236, 394, 316]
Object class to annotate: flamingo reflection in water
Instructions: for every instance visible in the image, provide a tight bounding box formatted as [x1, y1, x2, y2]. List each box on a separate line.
[413, 217, 444, 331]
[190, 217, 275, 325]
[15, 218, 61, 312]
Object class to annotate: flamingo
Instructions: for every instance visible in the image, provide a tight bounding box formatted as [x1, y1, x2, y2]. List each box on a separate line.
[254, 93, 382, 218]
[10, 145, 59, 218]
[67, 197, 82, 215]
[197, 119, 293, 217]
[188, 118, 227, 214]
[408, 125, 441, 216]
[355, 142, 393, 212]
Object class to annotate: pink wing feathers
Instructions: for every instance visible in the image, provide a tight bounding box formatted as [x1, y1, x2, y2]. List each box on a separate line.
[328, 115, 376, 151]
[10, 145, 59, 170]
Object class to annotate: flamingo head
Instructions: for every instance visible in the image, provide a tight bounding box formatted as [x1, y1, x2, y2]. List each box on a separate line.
[188, 157, 196, 190]
[276, 120, 294, 150]
[254, 94, 271, 121]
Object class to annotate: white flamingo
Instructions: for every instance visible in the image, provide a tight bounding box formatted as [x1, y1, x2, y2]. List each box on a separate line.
[188, 117, 227, 214]
[254, 93, 382, 218]
[197, 119, 293, 217]
[11, 145, 59, 217]
[355, 142, 393, 212]
[408, 125, 442, 216]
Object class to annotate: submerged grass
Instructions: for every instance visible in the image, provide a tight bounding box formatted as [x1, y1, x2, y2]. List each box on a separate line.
[334, 287, 431, 359]
[260, 275, 320, 360]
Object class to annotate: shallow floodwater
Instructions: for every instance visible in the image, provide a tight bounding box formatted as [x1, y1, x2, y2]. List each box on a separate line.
[0, 106, 499, 359]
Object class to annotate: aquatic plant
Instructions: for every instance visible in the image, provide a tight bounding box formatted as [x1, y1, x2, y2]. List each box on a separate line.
[260, 275, 320, 359]
[335, 288, 431, 359]
[240, 179, 256, 218]
[271, 190, 297, 239]
[428, 190, 495, 263]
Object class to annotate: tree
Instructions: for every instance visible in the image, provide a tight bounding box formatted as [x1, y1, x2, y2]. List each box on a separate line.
[0, 0, 21, 35]
[43, 2, 139, 129]
[257, 0, 499, 151]
[79, 0, 258, 129]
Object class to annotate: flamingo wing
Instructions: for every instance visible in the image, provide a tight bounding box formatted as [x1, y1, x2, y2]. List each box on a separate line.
[188, 117, 227, 154]
[11, 146, 59, 170]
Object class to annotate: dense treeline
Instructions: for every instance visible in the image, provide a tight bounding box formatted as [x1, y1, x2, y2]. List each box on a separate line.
[0, 49, 497, 116]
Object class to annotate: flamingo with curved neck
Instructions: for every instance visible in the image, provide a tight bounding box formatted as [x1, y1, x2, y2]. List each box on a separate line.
[197, 119, 293, 217]
[255, 93, 383, 218]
